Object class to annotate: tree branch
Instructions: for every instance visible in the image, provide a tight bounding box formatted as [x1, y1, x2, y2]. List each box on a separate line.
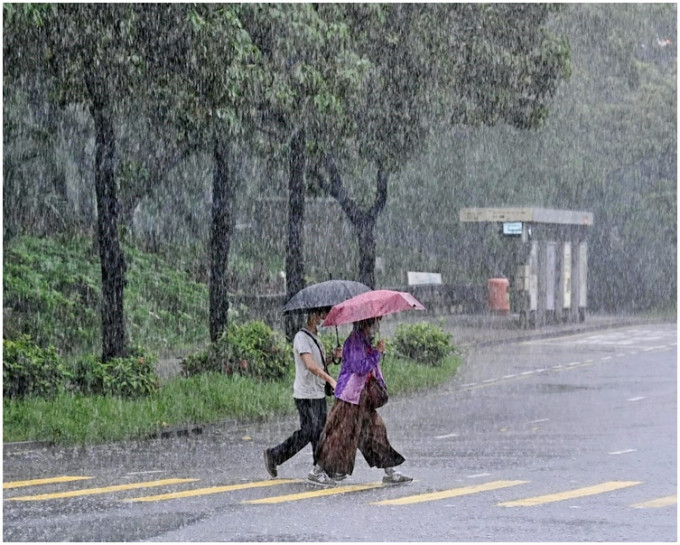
[323, 153, 363, 224]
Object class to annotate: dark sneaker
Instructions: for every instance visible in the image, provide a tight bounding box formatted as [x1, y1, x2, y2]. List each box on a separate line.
[306, 469, 336, 487]
[382, 471, 413, 484]
[263, 449, 277, 478]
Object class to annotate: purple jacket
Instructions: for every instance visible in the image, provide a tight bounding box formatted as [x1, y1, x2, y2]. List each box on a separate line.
[335, 329, 386, 405]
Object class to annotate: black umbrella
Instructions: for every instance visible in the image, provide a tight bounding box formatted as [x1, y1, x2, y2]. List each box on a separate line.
[282, 280, 371, 313]
[283, 280, 371, 346]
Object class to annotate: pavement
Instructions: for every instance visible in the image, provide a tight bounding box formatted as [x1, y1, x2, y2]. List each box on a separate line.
[4, 312, 674, 454]
[378, 311, 673, 349]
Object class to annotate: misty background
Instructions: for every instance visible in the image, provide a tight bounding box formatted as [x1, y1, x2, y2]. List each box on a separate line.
[3, 4, 676, 324]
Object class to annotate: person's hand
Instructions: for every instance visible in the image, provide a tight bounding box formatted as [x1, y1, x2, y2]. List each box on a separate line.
[329, 378, 337, 389]
[332, 347, 342, 362]
[376, 339, 385, 354]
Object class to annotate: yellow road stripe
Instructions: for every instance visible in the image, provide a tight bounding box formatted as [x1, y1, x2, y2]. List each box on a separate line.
[372, 480, 528, 506]
[245, 482, 385, 504]
[7, 478, 197, 501]
[4, 476, 93, 489]
[631, 495, 677, 508]
[498, 481, 642, 507]
[124, 479, 299, 502]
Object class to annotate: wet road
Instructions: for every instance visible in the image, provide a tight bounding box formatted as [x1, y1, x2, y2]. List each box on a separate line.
[3, 323, 676, 541]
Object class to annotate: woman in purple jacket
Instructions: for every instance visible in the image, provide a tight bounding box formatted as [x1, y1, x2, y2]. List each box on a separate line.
[310, 317, 412, 485]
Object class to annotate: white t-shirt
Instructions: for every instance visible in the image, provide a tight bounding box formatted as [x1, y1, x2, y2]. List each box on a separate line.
[292, 329, 326, 399]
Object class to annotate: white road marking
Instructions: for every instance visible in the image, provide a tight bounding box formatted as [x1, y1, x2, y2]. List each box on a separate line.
[530, 418, 549, 424]
[609, 449, 637, 455]
[466, 473, 491, 479]
[628, 396, 646, 402]
[435, 433, 459, 439]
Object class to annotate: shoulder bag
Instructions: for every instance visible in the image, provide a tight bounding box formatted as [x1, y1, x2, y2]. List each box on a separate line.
[364, 371, 388, 409]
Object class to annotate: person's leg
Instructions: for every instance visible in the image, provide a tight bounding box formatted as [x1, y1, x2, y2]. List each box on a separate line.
[267, 399, 315, 468]
[314, 399, 362, 477]
[357, 410, 411, 483]
[309, 398, 328, 466]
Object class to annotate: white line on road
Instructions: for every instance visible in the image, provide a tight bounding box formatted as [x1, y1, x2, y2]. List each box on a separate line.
[529, 418, 549, 424]
[466, 473, 491, 479]
[435, 433, 459, 439]
[628, 396, 646, 402]
[609, 449, 637, 455]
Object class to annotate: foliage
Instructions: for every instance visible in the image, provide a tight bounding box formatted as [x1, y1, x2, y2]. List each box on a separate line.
[3, 336, 72, 400]
[181, 321, 293, 381]
[3, 235, 101, 354]
[393, 322, 454, 366]
[72, 349, 159, 399]
[3, 235, 210, 358]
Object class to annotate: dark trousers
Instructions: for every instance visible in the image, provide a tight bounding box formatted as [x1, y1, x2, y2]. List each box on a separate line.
[270, 398, 328, 467]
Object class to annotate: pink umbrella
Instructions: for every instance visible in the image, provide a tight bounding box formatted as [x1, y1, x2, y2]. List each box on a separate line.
[322, 289, 425, 327]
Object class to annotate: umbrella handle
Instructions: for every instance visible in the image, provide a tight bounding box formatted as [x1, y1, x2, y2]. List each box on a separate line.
[335, 326, 340, 347]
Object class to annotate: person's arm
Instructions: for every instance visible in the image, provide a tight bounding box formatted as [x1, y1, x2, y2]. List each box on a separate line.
[300, 352, 337, 389]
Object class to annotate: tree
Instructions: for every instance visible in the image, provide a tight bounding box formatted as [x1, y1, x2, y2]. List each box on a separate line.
[128, 5, 267, 342]
[308, 4, 571, 288]
[4, 4, 145, 360]
[239, 4, 370, 337]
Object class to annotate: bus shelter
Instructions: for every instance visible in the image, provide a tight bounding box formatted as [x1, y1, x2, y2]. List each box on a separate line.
[459, 207, 594, 328]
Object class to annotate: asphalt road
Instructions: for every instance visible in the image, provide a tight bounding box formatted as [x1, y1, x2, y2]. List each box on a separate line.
[3, 322, 676, 542]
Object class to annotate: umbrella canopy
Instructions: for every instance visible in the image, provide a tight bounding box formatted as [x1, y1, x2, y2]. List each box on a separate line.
[322, 289, 425, 327]
[282, 280, 371, 314]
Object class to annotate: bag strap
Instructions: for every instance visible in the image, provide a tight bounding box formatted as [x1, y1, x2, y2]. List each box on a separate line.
[300, 329, 329, 374]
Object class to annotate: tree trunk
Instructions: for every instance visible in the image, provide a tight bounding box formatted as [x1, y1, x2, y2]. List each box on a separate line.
[357, 218, 377, 288]
[285, 128, 306, 340]
[87, 75, 127, 361]
[209, 133, 233, 342]
[318, 154, 388, 291]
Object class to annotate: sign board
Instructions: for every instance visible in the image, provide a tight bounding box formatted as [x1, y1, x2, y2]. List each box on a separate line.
[459, 207, 594, 226]
[407, 272, 442, 285]
[502, 221, 523, 235]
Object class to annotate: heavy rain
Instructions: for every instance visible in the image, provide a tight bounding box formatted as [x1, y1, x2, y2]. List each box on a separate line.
[3, 3, 676, 542]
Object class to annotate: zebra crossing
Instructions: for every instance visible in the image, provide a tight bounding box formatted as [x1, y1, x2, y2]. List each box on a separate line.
[4, 473, 675, 509]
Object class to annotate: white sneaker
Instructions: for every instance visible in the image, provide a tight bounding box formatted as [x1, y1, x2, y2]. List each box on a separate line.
[382, 471, 413, 484]
[306, 468, 336, 486]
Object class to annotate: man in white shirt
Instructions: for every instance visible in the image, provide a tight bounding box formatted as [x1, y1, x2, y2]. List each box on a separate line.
[264, 307, 341, 485]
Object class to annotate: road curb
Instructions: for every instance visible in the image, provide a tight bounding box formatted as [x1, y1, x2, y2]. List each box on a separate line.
[459, 317, 667, 350]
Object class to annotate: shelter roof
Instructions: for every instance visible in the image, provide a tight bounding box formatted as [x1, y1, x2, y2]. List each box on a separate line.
[459, 207, 593, 226]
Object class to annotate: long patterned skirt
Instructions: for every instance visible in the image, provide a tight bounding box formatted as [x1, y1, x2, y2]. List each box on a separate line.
[314, 394, 405, 476]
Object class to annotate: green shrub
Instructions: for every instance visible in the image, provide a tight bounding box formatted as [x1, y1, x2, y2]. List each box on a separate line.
[181, 321, 293, 381]
[3, 336, 72, 399]
[72, 349, 159, 398]
[393, 322, 454, 366]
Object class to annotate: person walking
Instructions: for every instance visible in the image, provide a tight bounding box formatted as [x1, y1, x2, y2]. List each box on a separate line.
[312, 317, 412, 485]
[263, 307, 341, 485]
